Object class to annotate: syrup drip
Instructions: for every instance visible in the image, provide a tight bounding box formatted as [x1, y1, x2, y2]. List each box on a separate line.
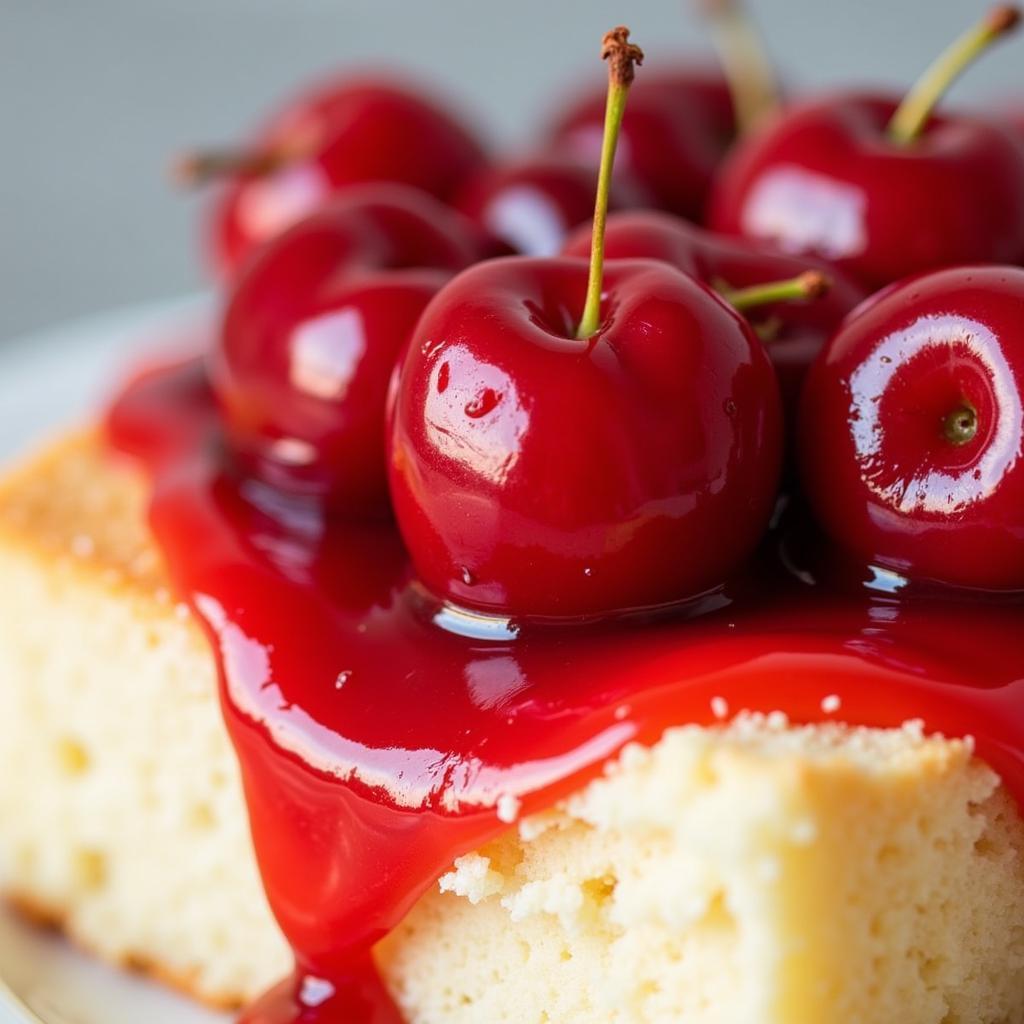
[107, 357, 1024, 1023]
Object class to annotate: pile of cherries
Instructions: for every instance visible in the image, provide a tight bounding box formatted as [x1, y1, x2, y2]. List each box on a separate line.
[184, 3, 1024, 622]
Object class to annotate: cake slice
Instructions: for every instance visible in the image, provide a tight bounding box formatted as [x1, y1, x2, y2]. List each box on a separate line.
[1, 431, 1024, 1022]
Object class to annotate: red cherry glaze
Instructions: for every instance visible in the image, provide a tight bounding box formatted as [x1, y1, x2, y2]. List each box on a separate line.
[106, 349, 1024, 1024]
[801, 265, 1024, 590]
[455, 153, 635, 257]
[549, 68, 736, 220]
[212, 186, 485, 513]
[708, 92, 1024, 290]
[562, 210, 866, 415]
[207, 77, 488, 276]
[387, 256, 783, 618]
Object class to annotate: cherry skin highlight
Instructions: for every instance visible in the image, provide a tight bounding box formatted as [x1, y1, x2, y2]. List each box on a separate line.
[800, 264, 1024, 591]
[212, 185, 486, 515]
[548, 68, 736, 221]
[199, 76, 488, 277]
[708, 92, 1024, 290]
[562, 210, 866, 416]
[388, 256, 783, 619]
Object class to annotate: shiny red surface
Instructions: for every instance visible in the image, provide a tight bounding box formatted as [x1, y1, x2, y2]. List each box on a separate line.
[549, 68, 736, 220]
[801, 265, 1024, 590]
[106, 350, 1024, 1024]
[213, 187, 485, 514]
[561, 210, 867, 417]
[708, 93, 1024, 290]
[455, 154, 630, 257]
[388, 256, 783, 618]
[208, 76, 488, 276]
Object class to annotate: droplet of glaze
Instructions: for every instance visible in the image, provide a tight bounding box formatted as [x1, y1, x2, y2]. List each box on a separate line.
[724, 399, 737, 417]
[464, 388, 500, 418]
[436, 362, 450, 393]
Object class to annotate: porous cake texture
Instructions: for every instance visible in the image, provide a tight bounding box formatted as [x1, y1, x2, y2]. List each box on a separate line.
[380, 719, 1024, 1023]
[0, 432, 290, 1007]
[1, 432, 1023, 1023]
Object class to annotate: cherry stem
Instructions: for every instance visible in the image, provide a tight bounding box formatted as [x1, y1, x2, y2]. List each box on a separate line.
[944, 404, 979, 446]
[576, 27, 644, 341]
[171, 137, 316, 187]
[888, 4, 1021, 145]
[697, 0, 782, 134]
[719, 270, 831, 313]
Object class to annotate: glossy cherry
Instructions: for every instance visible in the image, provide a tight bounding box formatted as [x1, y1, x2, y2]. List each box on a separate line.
[800, 265, 1024, 591]
[545, 0, 783, 222]
[709, 7, 1024, 290]
[388, 253, 782, 618]
[212, 185, 485, 514]
[547, 67, 738, 220]
[180, 76, 488, 277]
[562, 210, 865, 415]
[455, 153, 636, 257]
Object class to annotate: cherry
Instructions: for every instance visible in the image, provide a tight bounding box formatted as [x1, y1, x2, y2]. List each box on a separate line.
[177, 76, 488, 277]
[454, 153, 637, 257]
[547, 68, 735, 220]
[800, 265, 1024, 592]
[211, 185, 486, 514]
[546, 2, 780, 220]
[388, 29, 782, 619]
[709, 6, 1024, 290]
[561, 211, 865, 416]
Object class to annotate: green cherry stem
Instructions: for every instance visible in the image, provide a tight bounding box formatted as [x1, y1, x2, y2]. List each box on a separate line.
[697, 0, 782, 134]
[172, 147, 293, 186]
[888, 4, 1021, 145]
[172, 126, 321, 187]
[576, 27, 644, 341]
[719, 270, 831, 313]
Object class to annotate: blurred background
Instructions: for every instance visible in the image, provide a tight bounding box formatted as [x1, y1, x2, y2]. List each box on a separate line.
[2, 0, 1020, 344]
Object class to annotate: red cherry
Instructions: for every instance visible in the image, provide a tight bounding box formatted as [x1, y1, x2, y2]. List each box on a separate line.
[800, 265, 1024, 592]
[562, 211, 866, 415]
[547, 67, 738, 220]
[709, 8, 1024, 290]
[455, 153, 637, 257]
[545, 0, 784, 223]
[388, 22, 779, 618]
[388, 255, 782, 618]
[178, 76, 488, 277]
[211, 185, 486, 513]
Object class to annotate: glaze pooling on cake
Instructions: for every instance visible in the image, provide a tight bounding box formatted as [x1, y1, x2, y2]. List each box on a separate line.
[106, 358, 1024, 1023]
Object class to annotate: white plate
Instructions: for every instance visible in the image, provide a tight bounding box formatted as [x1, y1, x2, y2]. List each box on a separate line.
[0, 298, 229, 1024]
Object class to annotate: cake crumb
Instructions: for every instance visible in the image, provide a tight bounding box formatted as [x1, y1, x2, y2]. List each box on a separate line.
[496, 793, 522, 824]
[710, 696, 730, 720]
[439, 853, 504, 904]
[821, 694, 842, 714]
